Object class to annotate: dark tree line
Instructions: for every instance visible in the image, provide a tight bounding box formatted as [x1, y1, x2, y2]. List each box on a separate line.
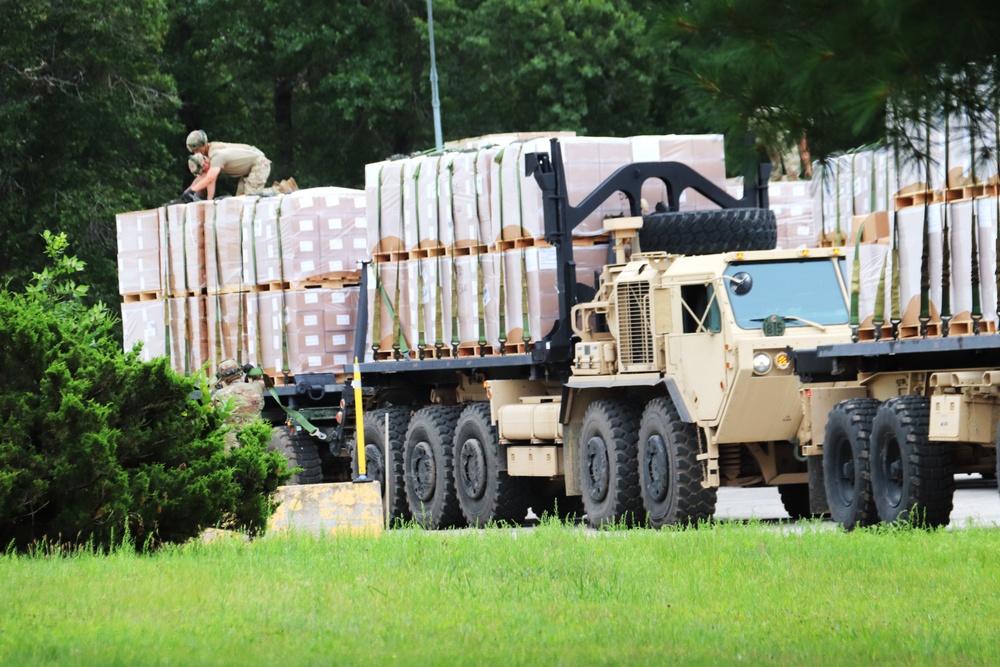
[3, 0, 998, 318]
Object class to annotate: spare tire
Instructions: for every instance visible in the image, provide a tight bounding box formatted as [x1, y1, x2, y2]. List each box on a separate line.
[639, 208, 777, 256]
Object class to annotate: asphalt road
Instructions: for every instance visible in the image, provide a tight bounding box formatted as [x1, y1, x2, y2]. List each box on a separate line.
[714, 474, 1000, 527]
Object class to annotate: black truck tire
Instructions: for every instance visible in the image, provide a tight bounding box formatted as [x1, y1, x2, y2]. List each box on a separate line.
[454, 403, 531, 526]
[637, 397, 716, 528]
[579, 398, 643, 528]
[351, 407, 412, 525]
[870, 396, 954, 528]
[639, 208, 777, 256]
[268, 427, 323, 485]
[404, 405, 466, 529]
[777, 484, 812, 521]
[822, 398, 880, 530]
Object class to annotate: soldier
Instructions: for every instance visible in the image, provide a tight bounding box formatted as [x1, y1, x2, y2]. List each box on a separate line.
[211, 359, 265, 453]
[182, 130, 272, 200]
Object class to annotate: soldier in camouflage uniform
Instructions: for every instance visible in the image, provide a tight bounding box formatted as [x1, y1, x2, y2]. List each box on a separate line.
[182, 130, 272, 199]
[211, 359, 265, 453]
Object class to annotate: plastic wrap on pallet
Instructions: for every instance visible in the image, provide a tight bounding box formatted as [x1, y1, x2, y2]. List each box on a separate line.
[439, 149, 498, 249]
[116, 208, 162, 295]
[368, 260, 420, 355]
[452, 253, 499, 352]
[407, 154, 454, 250]
[499, 245, 610, 345]
[249, 287, 361, 377]
[894, 204, 944, 323]
[411, 256, 455, 350]
[205, 292, 248, 370]
[167, 296, 208, 375]
[163, 201, 207, 296]
[948, 199, 999, 325]
[630, 135, 728, 212]
[247, 188, 366, 286]
[365, 160, 406, 256]
[848, 243, 891, 327]
[767, 181, 816, 249]
[445, 131, 576, 151]
[204, 197, 248, 292]
[121, 299, 166, 362]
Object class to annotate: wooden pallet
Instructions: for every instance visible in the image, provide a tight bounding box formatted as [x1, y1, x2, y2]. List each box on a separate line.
[457, 342, 497, 357]
[409, 245, 447, 260]
[451, 243, 489, 257]
[122, 291, 162, 303]
[270, 372, 351, 387]
[167, 287, 208, 298]
[894, 190, 934, 210]
[255, 276, 361, 292]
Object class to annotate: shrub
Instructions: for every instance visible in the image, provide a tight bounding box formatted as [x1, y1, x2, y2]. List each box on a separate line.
[0, 233, 289, 551]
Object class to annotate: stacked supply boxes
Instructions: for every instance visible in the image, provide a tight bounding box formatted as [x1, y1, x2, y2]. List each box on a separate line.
[365, 133, 728, 356]
[117, 189, 369, 380]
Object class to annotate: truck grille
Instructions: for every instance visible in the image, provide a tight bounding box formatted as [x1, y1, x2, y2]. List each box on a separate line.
[617, 282, 654, 368]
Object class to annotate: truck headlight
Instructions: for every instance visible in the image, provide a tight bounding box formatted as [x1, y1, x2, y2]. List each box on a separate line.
[752, 352, 772, 375]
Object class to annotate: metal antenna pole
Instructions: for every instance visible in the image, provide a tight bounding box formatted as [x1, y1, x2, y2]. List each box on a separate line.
[427, 0, 443, 150]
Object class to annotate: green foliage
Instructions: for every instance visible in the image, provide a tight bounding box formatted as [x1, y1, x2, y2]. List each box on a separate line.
[654, 0, 1000, 166]
[0, 236, 289, 552]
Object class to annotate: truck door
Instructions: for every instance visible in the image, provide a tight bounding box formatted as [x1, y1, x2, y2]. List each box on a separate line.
[666, 283, 729, 423]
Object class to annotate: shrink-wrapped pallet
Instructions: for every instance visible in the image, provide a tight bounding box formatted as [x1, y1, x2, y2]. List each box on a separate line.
[947, 199, 999, 327]
[250, 288, 361, 376]
[246, 188, 366, 286]
[205, 292, 249, 369]
[442, 148, 499, 248]
[204, 197, 248, 292]
[368, 260, 418, 355]
[498, 245, 610, 345]
[452, 252, 499, 352]
[630, 135, 728, 212]
[894, 204, 944, 331]
[411, 257, 455, 351]
[121, 300, 166, 362]
[405, 154, 454, 251]
[767, 181, 815, 249]
[116, 208, 162, 295]
[365, 160, 407, 256]
[167, 296, 208, 375]
[163, 202, 207, 296]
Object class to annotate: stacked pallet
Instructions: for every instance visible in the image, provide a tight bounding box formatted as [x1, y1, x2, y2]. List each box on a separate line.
[117, 189, 370, 380]
[364, 133, 729, 357]
[812, 132, 1000, 338]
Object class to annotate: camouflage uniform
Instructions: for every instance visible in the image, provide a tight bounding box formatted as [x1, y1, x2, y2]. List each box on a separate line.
[211, 364, 265, 452]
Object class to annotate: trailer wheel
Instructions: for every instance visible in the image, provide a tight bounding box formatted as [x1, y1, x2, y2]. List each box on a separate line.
[454, 403, 530, 526]
[870, 396, 954, 528]
[822, 398, 880, 529]
[639, 208, 777, 256]
[579, 399, 642, 528]
[777, 484, 812, 521]
[637, 397, 716, 528]
[351, 407, 412, 525]
[268, 427, 323, 485]
[404, 405, 466, 529]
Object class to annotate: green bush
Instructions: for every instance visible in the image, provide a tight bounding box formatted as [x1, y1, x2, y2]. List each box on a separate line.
[0, 233, 289, 551]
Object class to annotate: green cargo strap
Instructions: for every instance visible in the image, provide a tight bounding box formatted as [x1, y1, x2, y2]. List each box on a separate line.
[447, 155, 460, 350]
[266, 386, 323, 438]
[180, 206, 192, 374]
[211, 201, 225, 364]
[412, 160, 426, 351]
[967, 106, 982, 329]
[474, 149, 487, 347]
[513, 141, 530, 343]
[272, 197, 290, 374]
[159, 206, 173, 368]
[919, 119, 931, 332]
[372, 164, 385, 356]
[834, 159, 843, 247]
[873, 248, 888, 337]
[996, 108, 1000, 319]
[493, 149, 507, 348]
[849, 225, 863, 341]
[433, 155, 444, 349]
[248, 199, 264, 370]
[941, 114, 952, 322]
[890, 142, 902, 333]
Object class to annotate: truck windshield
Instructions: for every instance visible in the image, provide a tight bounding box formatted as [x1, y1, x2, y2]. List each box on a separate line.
[724, 258, 848, 329]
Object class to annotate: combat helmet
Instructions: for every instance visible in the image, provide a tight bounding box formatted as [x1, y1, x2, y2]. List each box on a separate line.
[216, 359, 243, 384]
[188, 153, 206, 176]
[186, 129, 208, 153]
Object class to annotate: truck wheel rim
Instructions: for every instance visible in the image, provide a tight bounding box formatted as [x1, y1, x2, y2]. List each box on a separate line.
[411, 441, 436, 502]
[644, 434, 669, 503]
[459, 437, 487, 500]
[832, 435, 855, 505]
[584, 436, 610, 502]
[879, 434, 903, 507]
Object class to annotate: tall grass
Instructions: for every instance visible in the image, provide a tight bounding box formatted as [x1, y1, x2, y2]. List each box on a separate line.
[2, 519, 999, 666]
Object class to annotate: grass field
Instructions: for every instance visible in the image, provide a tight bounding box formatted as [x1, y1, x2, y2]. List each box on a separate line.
[2, 519, 999, 666]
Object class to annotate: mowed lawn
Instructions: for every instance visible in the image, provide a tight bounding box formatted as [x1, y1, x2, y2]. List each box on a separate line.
[2, 520, 999, 666]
